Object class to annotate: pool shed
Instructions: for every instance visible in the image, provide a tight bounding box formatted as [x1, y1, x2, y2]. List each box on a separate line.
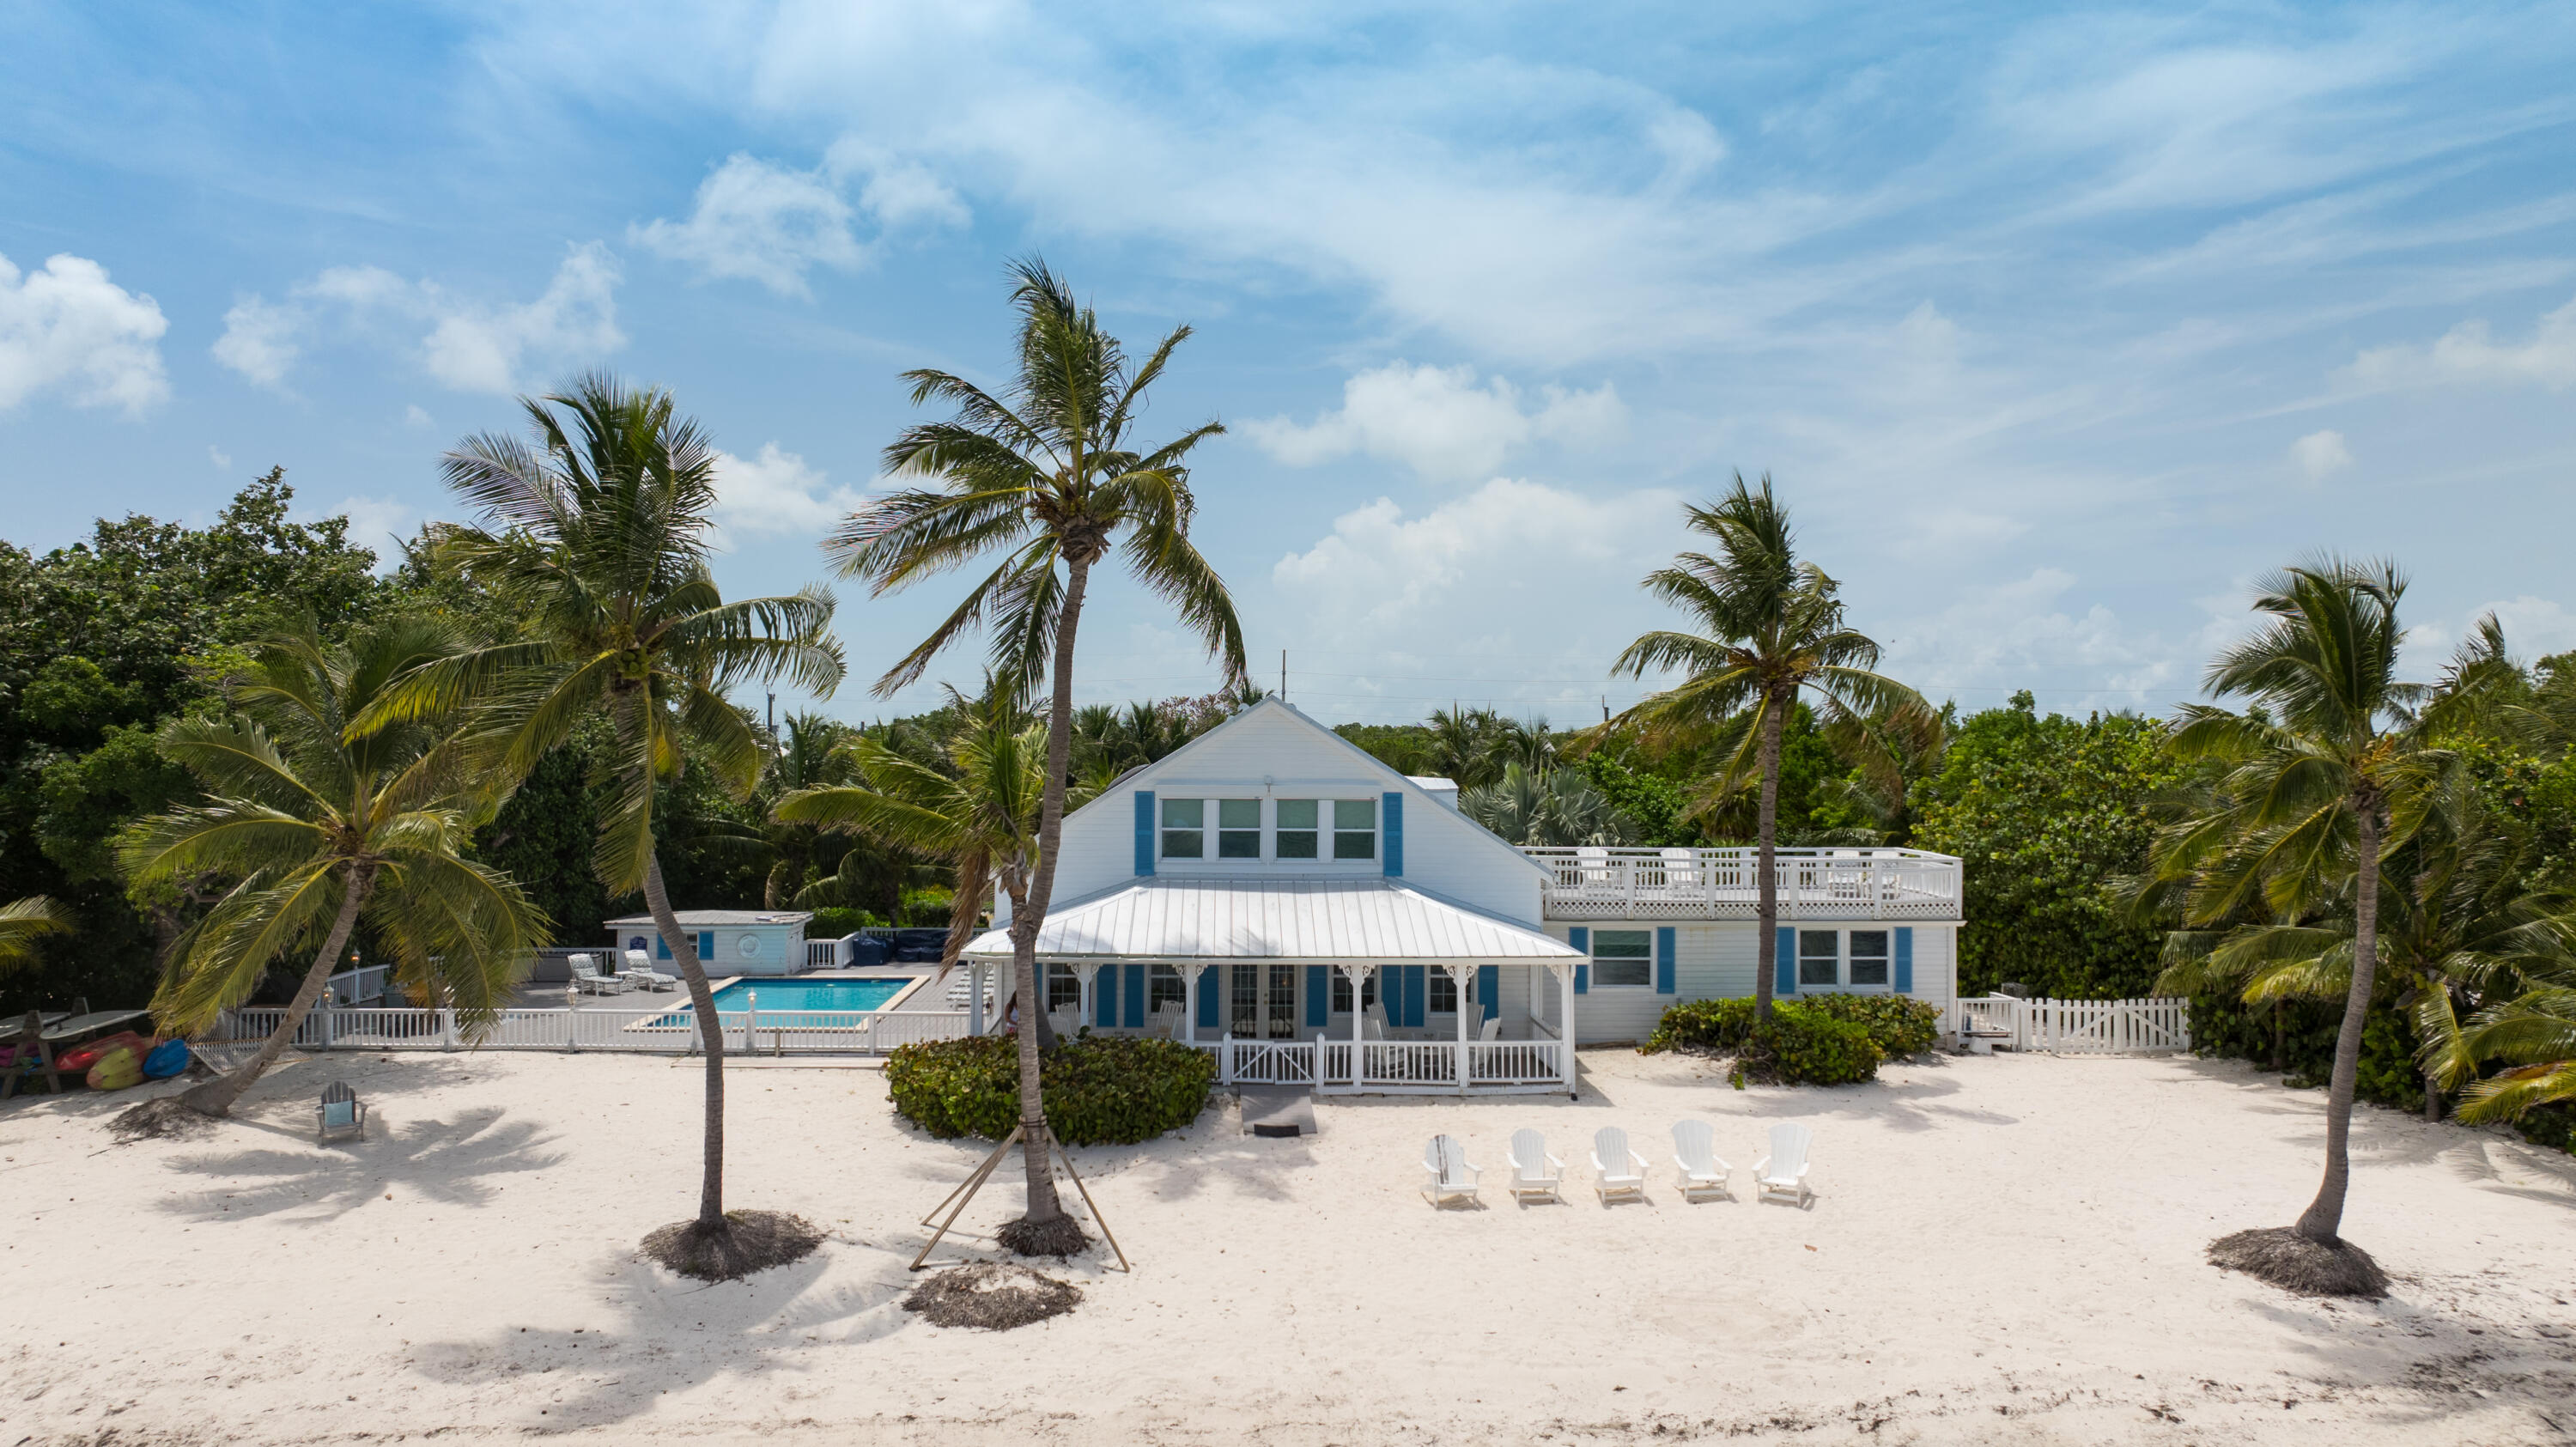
[605, 910, 813, 978]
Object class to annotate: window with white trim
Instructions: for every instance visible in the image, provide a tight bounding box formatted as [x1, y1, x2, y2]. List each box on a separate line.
[1161, 798, 1205, 859]
[1848, 930, 1891, 988]
[1276, 799, 1319, 859]
[1330, 970, 1378, 1013]
[1796, 930, 1893, 990]
[1332, 798, 1377, 860]
[1798, 930, 1839, 987]
[1149, 964, 1187, 1012]
[1592, 928, 1652, 988]
[1046, 964, 1080, 1011]
[1429, 970, 1459, 1013]
[1217, 799, 1262, 858]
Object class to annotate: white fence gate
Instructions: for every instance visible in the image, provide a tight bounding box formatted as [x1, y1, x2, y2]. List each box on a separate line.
[1952, 995, 2190, 1055]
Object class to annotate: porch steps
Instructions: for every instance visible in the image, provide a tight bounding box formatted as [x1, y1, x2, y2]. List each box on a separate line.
[1238, 1086, 1316, 1138]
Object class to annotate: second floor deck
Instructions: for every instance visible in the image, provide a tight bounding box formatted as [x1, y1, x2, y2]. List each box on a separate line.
[1524, 846, 1963, 922]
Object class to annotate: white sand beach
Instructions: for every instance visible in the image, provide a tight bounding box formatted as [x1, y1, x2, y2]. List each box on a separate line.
[4, 1048, 2573, 1445]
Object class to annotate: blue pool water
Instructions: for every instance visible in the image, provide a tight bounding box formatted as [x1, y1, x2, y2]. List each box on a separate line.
[705, 977, 907, 1012]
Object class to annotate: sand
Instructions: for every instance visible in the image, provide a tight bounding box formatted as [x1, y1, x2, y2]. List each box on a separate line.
[3, 1045, 2573, 1445]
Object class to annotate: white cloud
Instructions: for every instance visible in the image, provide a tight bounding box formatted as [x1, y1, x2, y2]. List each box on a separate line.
[404, 404, 434, 429]
[290, 495, 418, 573]
[208, 445, 231, 470]
[211, 244, 624, 394]
[0, 252, 168, 414]
[712, 443, 866, 537]
[1242, 363, 1627, 482]
[631, 155, 867, 297]
[1881, 567, 2179, 709]
[2345, 294, 2576, 392]
[633, 150, 969, 295]
[2409, 595, 2576, 670]
[2289, 429, 2352, 482]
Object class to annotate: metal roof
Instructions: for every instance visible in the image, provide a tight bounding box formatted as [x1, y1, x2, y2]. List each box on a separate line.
[962, 877, 1583, 964]
[603, 910, 812, 927]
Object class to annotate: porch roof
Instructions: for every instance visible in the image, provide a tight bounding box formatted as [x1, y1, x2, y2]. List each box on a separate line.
[962, 877, 1584, 966]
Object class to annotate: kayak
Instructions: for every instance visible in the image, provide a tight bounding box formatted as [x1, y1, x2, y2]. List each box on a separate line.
[142, 1037, 191, 1079]
[58, 1031, 152, 1073]
[86, 1046, 143, 1091]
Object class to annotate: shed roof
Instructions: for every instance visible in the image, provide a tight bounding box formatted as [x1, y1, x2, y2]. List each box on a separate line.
[961, 877, 1582, 964]
[604, 910, 812, 927]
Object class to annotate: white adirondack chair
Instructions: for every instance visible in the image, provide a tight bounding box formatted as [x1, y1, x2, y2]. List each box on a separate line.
[1366, 1000, 1396, 1039]
[1505, 1128, 1564, 1204]
[1754, 1122, 1814, 1207]
[1590, 1126, 1649, 1204]
[1421, 1134, 1482, 1206]
[568, 955, 632, 995]
[1477, 1016, 1502, 1042]
[619, 950, 679, 992]
[1671, 1120, 1732, 1201]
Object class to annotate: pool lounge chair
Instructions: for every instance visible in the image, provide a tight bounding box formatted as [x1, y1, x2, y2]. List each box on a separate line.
[619, 950, 680, 992]
[1421, 1134, 1482, 1207]
[1754, 1123, 1815, 1207]
[1590, 1126, 1649, 1205]
[1671, 1120, 1733, 1201]
[568, 955, 633, 995]
[1505, 1128, 1564, 1204]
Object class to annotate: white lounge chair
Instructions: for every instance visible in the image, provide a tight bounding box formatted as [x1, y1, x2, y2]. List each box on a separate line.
[620, 950, 680, 992]
[1590, 1126, 1649, 1204]
[1671, 1120, 1732, 1201]
[1421, 1134, 1482, 1207]
[568, 955, 633, 995]
[1754, 1122, 1815, 1207]
[1505, 1128, 1564, 1204]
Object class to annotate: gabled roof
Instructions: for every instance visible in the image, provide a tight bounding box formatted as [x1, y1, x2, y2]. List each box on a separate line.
[962, 876, 1583, 964]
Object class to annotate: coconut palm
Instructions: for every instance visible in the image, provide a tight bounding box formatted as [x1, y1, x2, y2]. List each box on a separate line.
[0, 897, 74, 975]
[388, 374, 844, 1276]
[826, 258, 1244, 1255]
[2148, 556, 2508, 1292]
[120, 617, 547, 1119]
[1461, 763, 1638, 847]
[1605, 474, 1924, 1023]
[754, 711, 861, 909]
[2445, 961, 2576, 1123]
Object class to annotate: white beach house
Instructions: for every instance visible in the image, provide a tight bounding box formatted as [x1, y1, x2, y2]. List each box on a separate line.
[605, 909, 813, 977]
[961, 696, 1963, 1094]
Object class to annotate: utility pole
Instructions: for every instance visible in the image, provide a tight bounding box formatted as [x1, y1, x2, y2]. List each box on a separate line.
[1280, 649, 1287, 699]
[767, 691, 777, 754]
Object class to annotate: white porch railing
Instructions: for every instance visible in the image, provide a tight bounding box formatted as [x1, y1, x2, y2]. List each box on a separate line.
[1212, 1034, 1568, 1093]
[210, 1006, 969, 1055]
[1946, 995, 2190, 1055]
[324, 964, 390, 1005]
[1525, 846, 1962, 921]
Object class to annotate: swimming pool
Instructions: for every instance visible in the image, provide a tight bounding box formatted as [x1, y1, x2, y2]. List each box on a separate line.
[704, 977, 908, 1012]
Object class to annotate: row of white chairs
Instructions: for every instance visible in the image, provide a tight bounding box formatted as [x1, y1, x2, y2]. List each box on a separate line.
[566, 952, 680, 994]
[1423, 1122, 1814, 1208]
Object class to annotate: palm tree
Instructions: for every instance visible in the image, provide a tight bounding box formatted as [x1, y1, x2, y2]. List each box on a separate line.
[2444, 958, 2576, 1124]
[392, 373, 844, 1276]
[826, 258, 1244, 1255]
[120, 617, 547, 1119]
[754, 711, 860, 909]
[1605, 474, 1923, 1023]
[2149, 556, 2499, 1292]
[0, 897, 74, 974]
[779, 681, 1093, 985]
[1461, 763, 1638, 847]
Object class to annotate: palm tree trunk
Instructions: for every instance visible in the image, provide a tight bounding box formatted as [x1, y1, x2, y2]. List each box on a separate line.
[645, 852, 726, 1230]
[183, 861, 376, 1117]
[1752, 696, 1788, 1024]
[2294, 800, 2381, 1244]
[1004, 552, 1093, 1236]
[2422, 1067, 2442, 1123]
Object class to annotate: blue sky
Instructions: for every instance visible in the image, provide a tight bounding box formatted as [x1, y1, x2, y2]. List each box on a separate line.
[4, 1, 2573, 726]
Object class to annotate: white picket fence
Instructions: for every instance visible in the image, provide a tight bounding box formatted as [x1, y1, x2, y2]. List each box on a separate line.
[213, 1005, 969, 1056]
[1950, 994, 2190, 1055]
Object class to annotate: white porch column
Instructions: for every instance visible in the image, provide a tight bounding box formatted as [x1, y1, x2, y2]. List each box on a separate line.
[1182, 964, 1199, 1045]
[1072, 962, 1100, 1033]
[1340, 963, 1374, 1093]
[969, 964, 989, 1037]
[1553, 962, 1577, 1097]
[1447, 963, 1473, 1095]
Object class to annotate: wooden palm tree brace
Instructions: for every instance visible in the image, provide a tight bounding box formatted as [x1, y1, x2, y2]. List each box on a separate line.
[909, 1126, 1131, 1273]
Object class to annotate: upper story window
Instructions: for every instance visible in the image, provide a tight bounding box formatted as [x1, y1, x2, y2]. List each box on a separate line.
[1333, 799, 1377, 860]
[1162, 798, 1206, 859]
[1217, 799, 1261, 858]
[1276, 799, 1319, 858]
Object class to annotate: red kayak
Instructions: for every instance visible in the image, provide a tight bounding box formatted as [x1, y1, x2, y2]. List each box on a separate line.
[56, 1031, 153, 1073]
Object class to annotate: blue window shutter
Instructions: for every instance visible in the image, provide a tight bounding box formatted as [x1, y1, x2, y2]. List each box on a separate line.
[1774, 926, 1795, 995]
[1305, 966, 1328, 1028]
[1477, 964, 1498, 1021]
[1094, 967, 1115, 1028]
[656, 933, 671, 960]
[1656, 927, 1676, 994]
[698, 932, 714, 961]
[1402, 965, 1426, 1028]
[1569, 927, 1589, 994]
[1894, 927, 1915, 994]
[1123, 964, 1146, 1028]
[1382, 791, 1404, 877]
[1133, 791, 1156, 876]
[1196, 966, 1222, 1030]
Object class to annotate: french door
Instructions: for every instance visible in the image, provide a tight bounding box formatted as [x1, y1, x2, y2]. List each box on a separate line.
[1229, 962, 1298, 1039]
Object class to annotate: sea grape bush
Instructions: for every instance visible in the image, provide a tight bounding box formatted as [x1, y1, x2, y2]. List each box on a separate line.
[885, 1033, 1215, 1144]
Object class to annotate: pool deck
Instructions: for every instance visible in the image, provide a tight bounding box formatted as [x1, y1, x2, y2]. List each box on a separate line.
[503, 967, 948, 1012]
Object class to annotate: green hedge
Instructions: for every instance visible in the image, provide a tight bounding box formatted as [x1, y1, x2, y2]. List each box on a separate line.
[884, 1033, 1216, 1145]
[1643, 994, 1918, 1085]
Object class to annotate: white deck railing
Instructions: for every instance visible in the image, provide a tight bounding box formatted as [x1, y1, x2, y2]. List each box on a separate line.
[1213, 1034, 1568, 1094]
[212, 1005, 969, 1056]
[1524, 846, 1962, 921]
[1946, 994, 2190, 1055]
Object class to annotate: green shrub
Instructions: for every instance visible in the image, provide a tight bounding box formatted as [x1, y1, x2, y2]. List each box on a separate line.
[1740, 1011, 1882, 1085]
[1798, 993, 1942, 1057]
[1642, 996, 1757, 1054]
[805, 906, 884, 939]
[884, 1033, 1216, 1145]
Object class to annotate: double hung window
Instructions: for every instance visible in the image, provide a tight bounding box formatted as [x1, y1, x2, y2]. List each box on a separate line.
[1148, 964, 1187, 1012]
[1329, 970, 1378, 1013]
[1591, 928, 1652, 988]
[1046, 964, 1080, 1012]
[1798, 930, 1840, 987]
[1428, 970, 1458, 1013]
[1217, 799, 1261, 858]
[1161, 798, 1205, 859]
[1275, 799, 1319, 858]
[1332, 799, 1377, 860]
[1847, 931, 1891, 987]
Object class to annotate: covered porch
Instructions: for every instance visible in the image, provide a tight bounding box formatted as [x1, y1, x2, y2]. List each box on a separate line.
[958, 877, 1588, 1095]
